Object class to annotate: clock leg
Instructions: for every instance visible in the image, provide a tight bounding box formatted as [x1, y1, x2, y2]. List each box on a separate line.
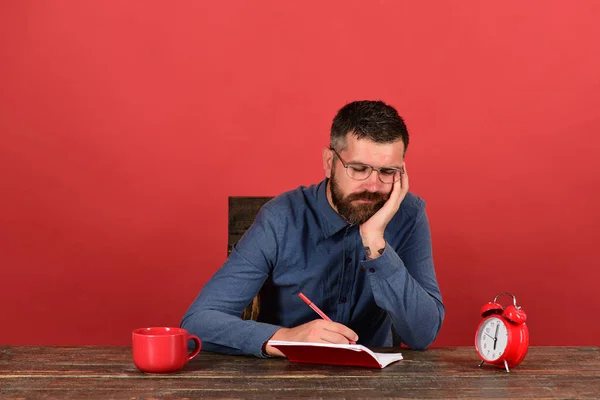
[504, 360, 510, 373]
[478, 360, 484, 367]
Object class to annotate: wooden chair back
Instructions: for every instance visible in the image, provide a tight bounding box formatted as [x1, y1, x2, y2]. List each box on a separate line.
[228, 196, 273, 320]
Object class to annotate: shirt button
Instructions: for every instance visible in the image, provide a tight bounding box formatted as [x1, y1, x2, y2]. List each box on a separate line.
[346, 257, 352, 264]
[369, 268, 375, 273]
[340, 297, 347, 303]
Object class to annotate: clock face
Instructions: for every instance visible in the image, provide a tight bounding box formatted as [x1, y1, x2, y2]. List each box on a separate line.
[476, 316, 509, 361]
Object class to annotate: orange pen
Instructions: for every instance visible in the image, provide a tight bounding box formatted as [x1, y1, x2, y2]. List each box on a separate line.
[298, 292, 356, 344]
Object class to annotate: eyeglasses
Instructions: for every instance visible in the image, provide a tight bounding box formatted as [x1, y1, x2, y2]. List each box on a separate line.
[330, 147, 403, 184]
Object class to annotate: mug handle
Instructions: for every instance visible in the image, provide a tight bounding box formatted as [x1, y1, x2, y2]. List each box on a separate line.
[187, 334, 201, 362]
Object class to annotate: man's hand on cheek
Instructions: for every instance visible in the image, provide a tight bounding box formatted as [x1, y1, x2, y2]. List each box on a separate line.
[359, 164, 409, 258]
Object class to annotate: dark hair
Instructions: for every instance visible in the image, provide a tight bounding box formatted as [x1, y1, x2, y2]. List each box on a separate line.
[330, 100, 409, 153]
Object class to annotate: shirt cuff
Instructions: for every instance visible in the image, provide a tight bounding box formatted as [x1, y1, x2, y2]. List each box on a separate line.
[244, 322, 282, 358]
[361, 242, 405, 279]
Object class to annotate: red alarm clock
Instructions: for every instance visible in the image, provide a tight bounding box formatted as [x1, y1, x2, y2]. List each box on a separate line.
[475, 292, 529, 372]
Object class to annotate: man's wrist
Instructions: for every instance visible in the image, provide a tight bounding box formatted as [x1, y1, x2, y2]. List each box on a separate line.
[363, 237, 386, 260]
[263, 328, 286, 357]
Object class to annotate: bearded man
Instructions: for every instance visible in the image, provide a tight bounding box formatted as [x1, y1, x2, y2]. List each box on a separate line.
[182, 100, 445, 357]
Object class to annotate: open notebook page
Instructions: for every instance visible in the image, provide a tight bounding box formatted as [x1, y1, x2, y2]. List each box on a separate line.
[267, 340, 403, 368]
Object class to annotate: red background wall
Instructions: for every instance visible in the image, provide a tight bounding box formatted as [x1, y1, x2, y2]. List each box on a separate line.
[1, 1, 599, 346]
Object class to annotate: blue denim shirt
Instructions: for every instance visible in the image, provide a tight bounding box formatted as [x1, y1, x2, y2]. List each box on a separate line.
[181, 178, 444, 357]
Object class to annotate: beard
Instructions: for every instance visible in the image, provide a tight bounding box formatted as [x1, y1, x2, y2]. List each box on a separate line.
[329, 167, 390, 225]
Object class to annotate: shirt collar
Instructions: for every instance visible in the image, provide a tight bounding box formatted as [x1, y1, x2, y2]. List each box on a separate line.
[316, 178, 352, 238]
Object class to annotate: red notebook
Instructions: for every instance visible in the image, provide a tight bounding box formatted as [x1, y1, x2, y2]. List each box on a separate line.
[267, 340, 403, 369]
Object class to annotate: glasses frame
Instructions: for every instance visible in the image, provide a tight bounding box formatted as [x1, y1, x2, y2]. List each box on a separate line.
[329, 147, 403, 184]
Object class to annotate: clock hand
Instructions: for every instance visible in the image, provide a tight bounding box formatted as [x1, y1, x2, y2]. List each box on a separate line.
[484, 333, 495, 340]
[493, 324, 500, 350]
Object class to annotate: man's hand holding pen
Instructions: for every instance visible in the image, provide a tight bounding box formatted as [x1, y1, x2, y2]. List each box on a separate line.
[263, 293, 358, 357]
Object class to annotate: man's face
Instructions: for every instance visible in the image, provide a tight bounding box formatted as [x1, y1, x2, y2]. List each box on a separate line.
[324, 135, 405, 225]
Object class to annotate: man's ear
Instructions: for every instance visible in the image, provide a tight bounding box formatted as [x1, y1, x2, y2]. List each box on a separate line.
[322, 146, 333, 178]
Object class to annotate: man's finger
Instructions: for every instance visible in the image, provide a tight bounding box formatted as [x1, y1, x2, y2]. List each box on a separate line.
[323, 322, 358, 342]
[389, 170, 404, 206]
[401, 162, 409, 192]
[320, 330, 356, 344]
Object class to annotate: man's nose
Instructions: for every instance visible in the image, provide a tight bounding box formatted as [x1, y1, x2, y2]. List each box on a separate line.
[365, 170, 383, 192]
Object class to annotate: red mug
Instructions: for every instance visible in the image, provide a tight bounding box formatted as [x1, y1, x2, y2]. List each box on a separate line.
[132, 327, 201, 373]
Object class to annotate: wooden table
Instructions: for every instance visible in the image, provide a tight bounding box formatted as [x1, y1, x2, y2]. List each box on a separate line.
[1, 346, 598, 399]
